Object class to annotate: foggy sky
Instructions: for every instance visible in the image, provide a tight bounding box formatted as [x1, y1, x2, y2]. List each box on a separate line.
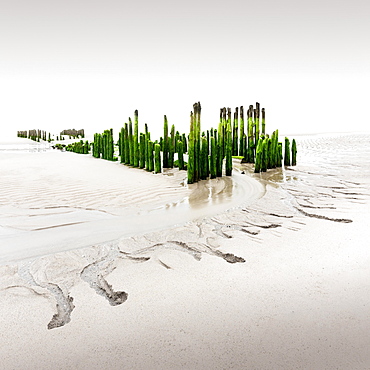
[1, 0, 369, 139]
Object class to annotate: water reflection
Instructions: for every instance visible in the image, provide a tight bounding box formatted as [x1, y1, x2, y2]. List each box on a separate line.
[187, 177, 234, 209]
[152, 170, 264, 226]
[237, 163, 299, 185]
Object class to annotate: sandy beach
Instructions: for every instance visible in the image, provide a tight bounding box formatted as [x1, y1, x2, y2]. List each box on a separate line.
[1, 133, 369, 369]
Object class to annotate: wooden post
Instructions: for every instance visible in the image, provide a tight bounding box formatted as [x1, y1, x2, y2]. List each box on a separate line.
[177, 140, 184, 170]
[188, 111, 195, 184]
[210, 135, 217, 179]
[291, 139, 297, 166]
[154, 143, 161, 173]
[239, 106, 244, 157]
[284, 137, 291, 166]
[163, 115, 169, 168]
[133, 110, 139, 167]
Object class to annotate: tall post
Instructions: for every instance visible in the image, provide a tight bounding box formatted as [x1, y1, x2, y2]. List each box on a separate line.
[239, 106, 244, 157]
[163, 115, 169, 168]
[210, 135, 217, 179]
[133, 110, 139, 167]
[232, 107, 239, 156]
[291, 139, 297, 166]
[225, 118, 232, 176]
[168, 124, 175, 168]
[139, 133, 145, 168]
[154, 143, 161, 173]
[177, 140, 184, 170]
[255, 102, 260, 145]
[128, 118, 133, 165]
[188, 112, 195, 184]
[247, 105, 254, 163]
[284, 137, 291, 166]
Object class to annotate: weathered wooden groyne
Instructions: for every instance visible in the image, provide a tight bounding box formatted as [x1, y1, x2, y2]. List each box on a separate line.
[18, 102, 296, 182]
[60, 129, 85, 138]
[90, 102, 296, 183]
[17, 129, 53, 142]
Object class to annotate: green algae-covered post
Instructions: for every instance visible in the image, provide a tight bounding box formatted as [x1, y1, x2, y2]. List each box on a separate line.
[194, 102, 201, 182]
[144, 124, 149, 169]
[225, 119, 232, 176]
[255, 102, 260, 146]
[182, 133, 187, 153]
[254, 138, 263, 173]
[177, 140, 184, 170]
[266, 137, 272, 169]
[227, 108, 232, 159]
[92, 133, 100, 158]
[187, 102, 202, 184]
[128, 118, 133, 165]
[119, 127, 125, 163]
[108, 129, 114, 160]
[247, 105, 254, 163]
[232, 107, 239, 156]
[84, 140, 89, 154]
[284, 137, 291, 166]
[98, 129, 114, 161]
[218, 109, 224, 162]
[200, 135, 208, 180]
[145, 132, 151, 171]
[168, 124, 175, 168]
[216, 136, 223, 178]
[205, 130, 210, 177]
[154, 143, 161, 173]
[291, 139, 297, 166]
[101, 132, 106, 159]
[163, 115, 169, 168]
[147, 140, 154, 172]
[277, 142, 283, 167]
[187, 112, 195, 184]
[239, 106, 244, 157]
[175, 131, 180, 153]
[124, 123, 130, 165]
[261, 108, 266, 135]
[271, 130, 278, 168]
[133, 110, 139, 167]
[261, 137, 268, 172]
[210, 135, 217, 179]
[139, 133, 146, 168]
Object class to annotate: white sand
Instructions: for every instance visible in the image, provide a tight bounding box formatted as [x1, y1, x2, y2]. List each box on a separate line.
[0, 134, 369, 369]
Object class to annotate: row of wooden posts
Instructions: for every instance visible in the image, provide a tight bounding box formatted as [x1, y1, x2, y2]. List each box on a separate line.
[186, 102, 297, 182]
[17, 129, 85, 142]
[65, 140, 90, 154]
[60, 129, 85, 138]
[90, 102, 297, 183]
[17, 130, 52, 142]
[91, 110, 188, 174]
[18, 103, 297, 182]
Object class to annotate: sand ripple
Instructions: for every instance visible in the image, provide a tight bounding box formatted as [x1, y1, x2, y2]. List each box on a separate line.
[0, 150, 264, 264]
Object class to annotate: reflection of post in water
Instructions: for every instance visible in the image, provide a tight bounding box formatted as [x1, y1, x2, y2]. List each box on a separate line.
[187, 177, 234, 209]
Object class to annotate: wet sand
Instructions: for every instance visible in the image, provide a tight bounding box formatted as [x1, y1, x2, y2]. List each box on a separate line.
[0, 142, 264, 264]
[1, 134, 369, 369]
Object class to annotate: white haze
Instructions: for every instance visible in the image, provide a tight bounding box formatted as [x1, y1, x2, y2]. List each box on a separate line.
[1, 0, 369, 140]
